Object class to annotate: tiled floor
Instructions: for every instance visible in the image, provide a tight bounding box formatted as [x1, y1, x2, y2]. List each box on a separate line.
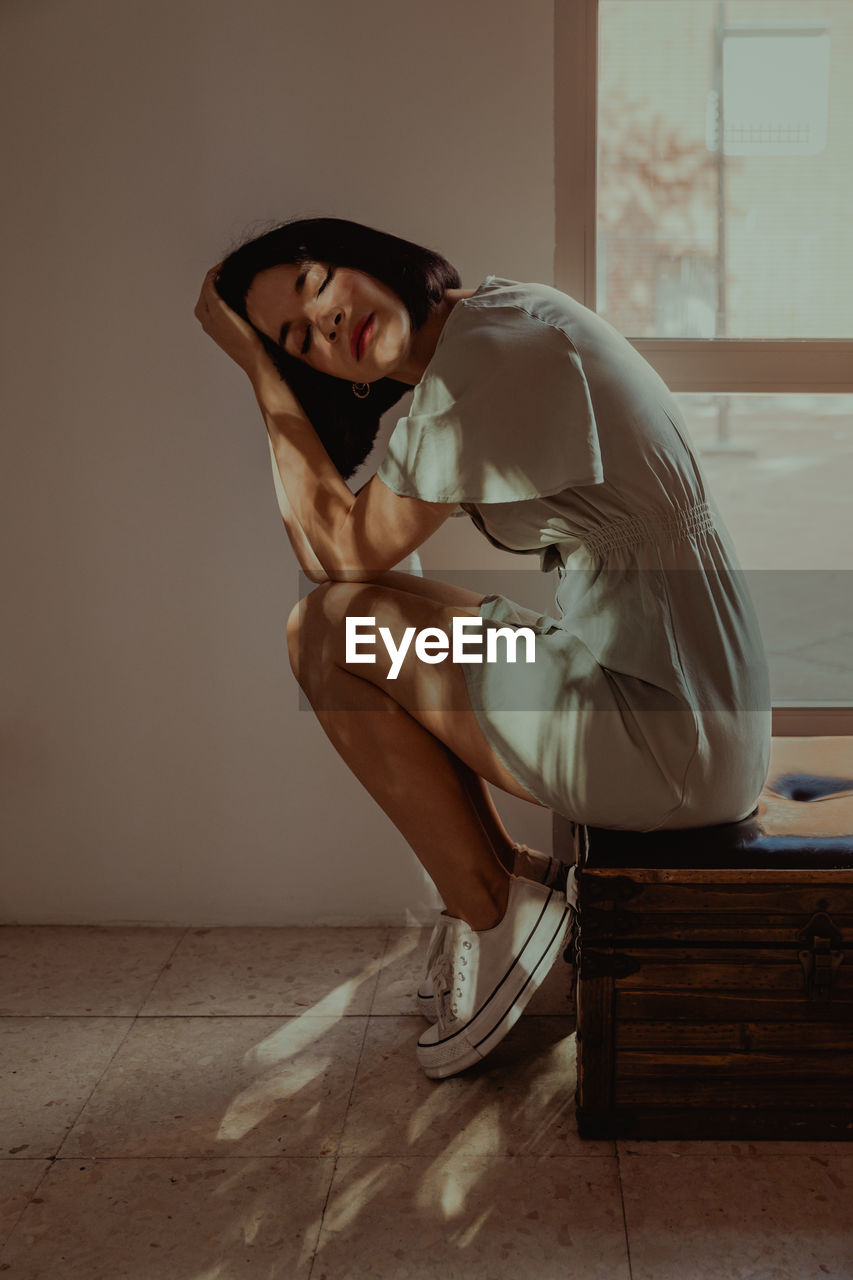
[1, 926, 852, 1279]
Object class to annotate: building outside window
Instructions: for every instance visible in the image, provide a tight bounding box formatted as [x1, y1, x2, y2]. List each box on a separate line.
[556, 0, 853, 727]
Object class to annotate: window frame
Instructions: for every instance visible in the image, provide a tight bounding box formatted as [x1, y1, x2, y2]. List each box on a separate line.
[554, 0, 853, 733]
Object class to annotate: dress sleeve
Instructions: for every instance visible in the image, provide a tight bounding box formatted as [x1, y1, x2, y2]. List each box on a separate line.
[375, 302, 603, 504]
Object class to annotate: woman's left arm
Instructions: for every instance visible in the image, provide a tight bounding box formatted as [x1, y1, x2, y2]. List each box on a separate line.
[194, 267, 452, 581]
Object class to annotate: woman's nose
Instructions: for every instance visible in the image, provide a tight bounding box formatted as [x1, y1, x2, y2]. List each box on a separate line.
[318, 305, 343, 343]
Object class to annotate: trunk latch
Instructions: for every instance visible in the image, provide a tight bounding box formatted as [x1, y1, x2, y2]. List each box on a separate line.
[798, 911, 844, 1001]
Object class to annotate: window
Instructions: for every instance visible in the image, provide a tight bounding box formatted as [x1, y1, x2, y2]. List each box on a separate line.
[555, 0, 853, 729]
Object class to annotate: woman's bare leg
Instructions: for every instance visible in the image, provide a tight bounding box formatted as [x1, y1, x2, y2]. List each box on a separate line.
[364, 571, 518, 871]
[287, 577, 545, 929]
[447, 755, 516, 872]
[291, 646, 512, 930]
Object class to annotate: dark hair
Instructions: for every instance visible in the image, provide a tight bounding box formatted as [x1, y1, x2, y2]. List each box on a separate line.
[215, 217, 461, 479]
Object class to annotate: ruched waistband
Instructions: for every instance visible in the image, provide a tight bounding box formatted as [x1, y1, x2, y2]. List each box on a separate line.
[578, 500, 715, 559]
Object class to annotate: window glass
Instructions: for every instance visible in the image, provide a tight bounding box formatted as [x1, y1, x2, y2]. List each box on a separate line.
[598, 1, 853, 338]
[676, 392, 853, 704]
[677, 392, 853, 568]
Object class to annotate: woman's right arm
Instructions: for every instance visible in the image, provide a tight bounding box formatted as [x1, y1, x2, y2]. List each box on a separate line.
[265, 436, 330, 584]
[195, 267, 450, 580]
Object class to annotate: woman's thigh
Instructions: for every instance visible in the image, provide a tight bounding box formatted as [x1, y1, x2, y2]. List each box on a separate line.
[289, 577, 547, 809]
[351, 568, 487, 609]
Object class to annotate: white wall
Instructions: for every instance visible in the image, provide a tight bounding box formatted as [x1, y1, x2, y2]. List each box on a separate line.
[1, 0, 557, 925]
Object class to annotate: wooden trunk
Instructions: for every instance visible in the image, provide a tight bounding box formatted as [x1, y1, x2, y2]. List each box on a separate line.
[554, 737, 853, 1141]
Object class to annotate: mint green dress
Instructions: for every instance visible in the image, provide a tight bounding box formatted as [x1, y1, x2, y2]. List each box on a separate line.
[376, 277, 772, 832]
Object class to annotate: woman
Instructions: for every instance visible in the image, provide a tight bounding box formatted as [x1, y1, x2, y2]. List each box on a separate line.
[194, 216, 772, 1080]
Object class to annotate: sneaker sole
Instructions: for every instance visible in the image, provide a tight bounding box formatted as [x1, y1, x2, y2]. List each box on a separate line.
[416, 890, 574, 1079]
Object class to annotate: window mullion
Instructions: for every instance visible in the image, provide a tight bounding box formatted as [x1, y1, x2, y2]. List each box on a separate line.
[631, 339, 853, 393]
[554, 0, 598, 303]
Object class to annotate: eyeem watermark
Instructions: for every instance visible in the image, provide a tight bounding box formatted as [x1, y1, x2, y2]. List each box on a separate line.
[345, 615, 536, 680]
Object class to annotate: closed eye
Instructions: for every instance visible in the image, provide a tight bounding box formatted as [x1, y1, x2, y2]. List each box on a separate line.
[301, 267, 334, 356]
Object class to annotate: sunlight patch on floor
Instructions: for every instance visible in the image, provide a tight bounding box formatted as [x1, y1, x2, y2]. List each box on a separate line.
[415, 1124, 496, 1219]
[214, 938, 420, 1144]
[455, 1207, 494, 1249]
[216, 1054, 332, 1142]
[321, 1162, 396, 1234]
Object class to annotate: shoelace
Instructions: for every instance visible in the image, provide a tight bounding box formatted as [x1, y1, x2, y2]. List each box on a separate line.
[431, 954, 457, 1030]
[430, 933, 475, 1032]
[424, 918, 451, 979]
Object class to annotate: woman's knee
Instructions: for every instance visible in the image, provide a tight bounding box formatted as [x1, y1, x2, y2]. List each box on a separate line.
[285, 597, 305, 678]
[285, 588, 329, 684]
[285, 581, 360, 683]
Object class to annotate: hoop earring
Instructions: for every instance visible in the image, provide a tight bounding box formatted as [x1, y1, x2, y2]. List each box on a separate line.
[352, 382, 371, 399]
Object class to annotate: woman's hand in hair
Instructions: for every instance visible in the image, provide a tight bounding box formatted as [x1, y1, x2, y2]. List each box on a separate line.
[194, 264, 269, 380]
[195, 264, 312, 428]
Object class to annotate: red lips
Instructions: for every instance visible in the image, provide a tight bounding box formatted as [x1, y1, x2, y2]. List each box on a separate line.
[352, 314, 374, 361]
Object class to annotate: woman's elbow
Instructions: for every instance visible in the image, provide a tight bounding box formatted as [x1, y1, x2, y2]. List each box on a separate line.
[322, 565, 389, 583]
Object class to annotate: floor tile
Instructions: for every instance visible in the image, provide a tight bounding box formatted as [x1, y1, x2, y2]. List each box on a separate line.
[0, 1161, 51, 1247]
[372, 928, 576, 1018]
[0, 927, 183, 1015]
[0, 1157, 333, 1278]
[312, 1154, 628, 1279]
[0, 1018, 132, 1158]
[341, 1017, 610, 1157]
[620, 1153, 853, 1280]
[141, 926, 389, 1016]
[61, 1015, 366, 1158]
[369, 928, 431, 1015]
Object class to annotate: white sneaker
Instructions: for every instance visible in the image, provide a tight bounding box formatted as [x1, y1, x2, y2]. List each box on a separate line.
[416, 875, 574, 1079]
[416, 845, 568, 1021]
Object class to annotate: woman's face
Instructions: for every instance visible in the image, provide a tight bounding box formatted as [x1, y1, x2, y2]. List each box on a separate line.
[245, 262, 413, 383]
